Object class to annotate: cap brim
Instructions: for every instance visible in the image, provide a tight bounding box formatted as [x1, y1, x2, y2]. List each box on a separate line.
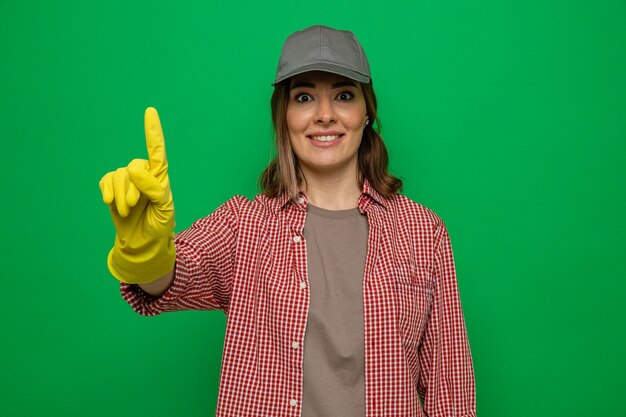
[272, 62, 370, 86]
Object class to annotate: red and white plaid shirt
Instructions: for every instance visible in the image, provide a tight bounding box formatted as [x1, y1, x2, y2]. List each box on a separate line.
[121, 179, 476, 417]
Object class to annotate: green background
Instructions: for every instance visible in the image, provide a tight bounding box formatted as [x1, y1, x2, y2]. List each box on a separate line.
[1, 0, 625, 416]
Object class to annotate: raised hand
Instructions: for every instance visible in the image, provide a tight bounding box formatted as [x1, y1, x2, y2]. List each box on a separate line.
[99, 107, 176, 284]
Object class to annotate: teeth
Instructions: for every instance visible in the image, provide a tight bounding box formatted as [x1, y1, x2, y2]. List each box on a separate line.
[310, 135, 340, 142]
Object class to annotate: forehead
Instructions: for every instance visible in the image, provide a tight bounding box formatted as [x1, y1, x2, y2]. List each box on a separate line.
[289, 70, 357, 87]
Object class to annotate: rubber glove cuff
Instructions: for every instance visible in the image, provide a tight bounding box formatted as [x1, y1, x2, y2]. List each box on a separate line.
[107, 232, 176, 284]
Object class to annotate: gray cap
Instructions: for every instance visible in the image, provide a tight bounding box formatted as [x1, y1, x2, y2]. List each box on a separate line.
[272, 25, 371, 86]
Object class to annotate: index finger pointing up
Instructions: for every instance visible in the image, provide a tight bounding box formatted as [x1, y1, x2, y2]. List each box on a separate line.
[144, 107, 168, 180]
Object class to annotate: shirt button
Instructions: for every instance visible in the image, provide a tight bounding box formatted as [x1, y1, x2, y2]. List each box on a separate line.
[290, 399, 297, 407]
[292, 342, 299, 349]
[299, 281, 307, 289]
[293, 236, 301, 243]
[297, 197, 305, 204]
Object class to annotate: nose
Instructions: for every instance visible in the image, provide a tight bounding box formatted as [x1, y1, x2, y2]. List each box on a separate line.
[314, 96, 336, 125]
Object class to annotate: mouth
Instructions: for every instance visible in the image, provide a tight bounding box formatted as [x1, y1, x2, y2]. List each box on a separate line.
[307, 134, 344, 142]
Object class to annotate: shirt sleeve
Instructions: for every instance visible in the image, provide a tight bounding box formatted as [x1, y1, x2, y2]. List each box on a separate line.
[417, 219, 476, 417]
[119, 195, 244, 316]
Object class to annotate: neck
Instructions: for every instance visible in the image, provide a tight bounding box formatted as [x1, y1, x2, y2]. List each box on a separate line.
[299, 163, 361, 210]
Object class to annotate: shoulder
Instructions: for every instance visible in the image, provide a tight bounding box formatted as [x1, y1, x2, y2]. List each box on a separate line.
[206, 193, 282, 221]
[186, 194, 280, 236]
[385, 193, 446, 234]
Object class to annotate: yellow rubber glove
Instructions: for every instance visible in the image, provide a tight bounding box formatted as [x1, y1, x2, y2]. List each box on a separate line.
[99, 107, 176, 284]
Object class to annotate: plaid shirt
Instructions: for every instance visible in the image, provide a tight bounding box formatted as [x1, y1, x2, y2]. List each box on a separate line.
[121, 179, 476, 417]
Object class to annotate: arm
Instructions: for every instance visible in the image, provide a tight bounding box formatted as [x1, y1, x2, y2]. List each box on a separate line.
[100, 107, 240, 313]
[417, 220, 476, 417]
[119, 195, 243, 316]
[138, 269, 175, 296]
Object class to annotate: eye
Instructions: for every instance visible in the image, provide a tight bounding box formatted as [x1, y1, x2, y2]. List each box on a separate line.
[295, 93, 312, 103]
[337, 91, 354, 101]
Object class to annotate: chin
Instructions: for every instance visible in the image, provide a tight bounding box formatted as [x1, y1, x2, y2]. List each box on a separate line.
[300, 157, 355, 173]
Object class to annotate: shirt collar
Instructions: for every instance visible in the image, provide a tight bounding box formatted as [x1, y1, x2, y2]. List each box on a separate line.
[272, 178, 388, 213]
[360, 177, 388, 209]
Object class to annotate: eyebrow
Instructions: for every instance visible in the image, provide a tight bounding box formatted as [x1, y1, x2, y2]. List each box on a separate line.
[290, 80, 358, 90]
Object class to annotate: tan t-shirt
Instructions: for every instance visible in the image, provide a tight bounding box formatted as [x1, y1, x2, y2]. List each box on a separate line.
[301, 203, 369, 417]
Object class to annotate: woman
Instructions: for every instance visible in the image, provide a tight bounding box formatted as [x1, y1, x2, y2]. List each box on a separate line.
[99, 25, 476, 417]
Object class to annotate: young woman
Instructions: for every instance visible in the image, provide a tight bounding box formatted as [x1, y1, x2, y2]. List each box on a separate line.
[100, 25, 476, 417]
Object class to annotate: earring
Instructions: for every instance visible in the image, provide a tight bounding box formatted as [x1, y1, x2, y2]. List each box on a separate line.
[364, 118, 369, 126]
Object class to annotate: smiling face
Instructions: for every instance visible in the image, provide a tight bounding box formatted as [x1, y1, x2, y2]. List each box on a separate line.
[286, 71, 368, 181]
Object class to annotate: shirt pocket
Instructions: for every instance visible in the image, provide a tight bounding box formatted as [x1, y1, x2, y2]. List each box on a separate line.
[393, 270, 434, 349]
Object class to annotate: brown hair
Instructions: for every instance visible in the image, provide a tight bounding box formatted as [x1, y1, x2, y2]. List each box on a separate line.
[258, 78, 403, 200]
